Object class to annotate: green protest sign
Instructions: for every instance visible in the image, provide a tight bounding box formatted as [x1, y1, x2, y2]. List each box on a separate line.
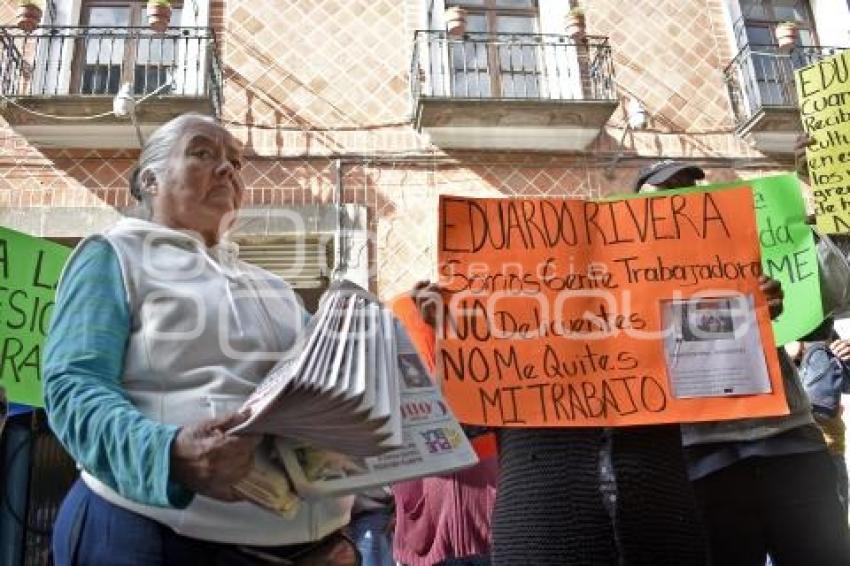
[702, 175, 820, 345]
[0, 226, 71, 406]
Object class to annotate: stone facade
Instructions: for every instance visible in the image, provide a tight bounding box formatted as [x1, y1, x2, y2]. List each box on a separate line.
[0, 0, 805, 299]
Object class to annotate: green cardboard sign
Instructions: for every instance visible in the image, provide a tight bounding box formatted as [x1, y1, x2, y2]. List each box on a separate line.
[0, 226, 71, 406]
[701, 175, 820, 345]
[625, 174, 820, 345]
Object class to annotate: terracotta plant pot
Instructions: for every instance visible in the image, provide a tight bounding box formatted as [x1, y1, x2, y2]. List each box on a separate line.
[775, 22, 798, 52]
[147, 2, 172, 33]
[445, 6, 467, 38]
[16, 4, 43, 34]
[565, 12, 586, 40]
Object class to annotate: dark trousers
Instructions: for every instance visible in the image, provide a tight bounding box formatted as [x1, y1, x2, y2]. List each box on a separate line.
[692, 450, 850, 566]
[492, 426, 707, 566]
[53, 479, 358, 566]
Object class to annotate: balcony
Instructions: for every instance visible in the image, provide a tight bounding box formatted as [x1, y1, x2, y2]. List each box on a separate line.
[0, 26, 222, 148]
[411, 31, 617, 151]
[724, 44, 843, 153]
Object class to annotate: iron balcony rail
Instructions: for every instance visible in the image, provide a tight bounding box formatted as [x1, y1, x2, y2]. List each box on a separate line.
[0, 25, 222, 116]
[724, 43, 844, 129]
[411, 30, 615, 103]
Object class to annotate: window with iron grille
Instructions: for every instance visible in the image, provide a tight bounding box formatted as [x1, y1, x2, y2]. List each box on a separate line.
[232, 235, 334, 313]
[735, 0, 819, 49]
[74, 0, 184, 95]
[443, 0, 541, 98]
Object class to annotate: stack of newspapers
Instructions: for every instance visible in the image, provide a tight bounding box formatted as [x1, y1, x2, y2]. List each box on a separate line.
[231, 280, 478, 513]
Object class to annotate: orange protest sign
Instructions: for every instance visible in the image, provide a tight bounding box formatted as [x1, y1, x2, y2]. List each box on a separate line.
[436, 187, 788, 427]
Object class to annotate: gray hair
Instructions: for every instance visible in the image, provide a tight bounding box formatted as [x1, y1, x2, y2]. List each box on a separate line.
[129, 113, 220, 207]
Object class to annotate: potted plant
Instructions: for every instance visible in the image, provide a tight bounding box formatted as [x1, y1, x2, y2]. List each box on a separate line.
[147, 0, 172, 33]
[445, 6, 467, 38]
[16, 0, 44, 33]
[775, 21, 798, 52]
[565, 7, 586, 40]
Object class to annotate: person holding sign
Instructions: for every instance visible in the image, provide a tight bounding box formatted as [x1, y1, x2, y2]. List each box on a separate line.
[43, 114, 358, 565]
[390, 283, 498, 566]
[638, 162, 850, 566]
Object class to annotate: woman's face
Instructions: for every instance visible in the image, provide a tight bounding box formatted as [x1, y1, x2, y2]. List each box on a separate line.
[150, 120, 245, 246]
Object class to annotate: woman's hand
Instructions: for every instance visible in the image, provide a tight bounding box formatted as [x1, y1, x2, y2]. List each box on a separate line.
[794, 132, 816, 181]
[830, 339, 850, 362]
[759, 275, 784, 320]
[170, 412, 262, 502]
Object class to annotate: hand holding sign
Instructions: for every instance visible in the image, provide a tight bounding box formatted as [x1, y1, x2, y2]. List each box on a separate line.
[759, 275, 784, 320]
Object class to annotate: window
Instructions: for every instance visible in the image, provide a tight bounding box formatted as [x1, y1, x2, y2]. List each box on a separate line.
[72, 0, 183, 95]
[233, 235, 333, 313]
[735, 0, 819, 107]
[445, 0, 541, 98]
[736, 0, 818, 48]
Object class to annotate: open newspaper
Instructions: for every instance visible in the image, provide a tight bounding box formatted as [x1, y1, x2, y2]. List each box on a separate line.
[231, 280, 478, 512]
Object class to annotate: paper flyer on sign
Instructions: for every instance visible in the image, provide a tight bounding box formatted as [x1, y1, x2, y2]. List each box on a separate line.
[662, 294, 771, 398]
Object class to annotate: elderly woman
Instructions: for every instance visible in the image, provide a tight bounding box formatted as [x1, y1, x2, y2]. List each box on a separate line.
[44, 114, 356, 565]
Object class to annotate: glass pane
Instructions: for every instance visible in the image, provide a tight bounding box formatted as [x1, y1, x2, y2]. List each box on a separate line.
[134, 66, 174, 94]
[466, 14, 487, 33]
[138, 8, 182, 64]
[751, 52, 794, 106]
[451, 41, 488, 70]
[746, 25, 773, 46]
[773, 0, 807, 23]
[447, 0, 485, 5]
[81, 67, 121, 94]
[501, 72, 539, 97]
[450, 14, 490, 97]
[87, 6, 131, 28]
[494, 0, 534, 7]
[740, 0, 768, 20]
[85, 7, 130, 65]
[137, 36, 177, 64]
[496, 15, 535, 34]
[798, 28, 815, 47]
[496, 15, 539, 97]
[136, 6, 182, 94]
[452, 70, 491, 97]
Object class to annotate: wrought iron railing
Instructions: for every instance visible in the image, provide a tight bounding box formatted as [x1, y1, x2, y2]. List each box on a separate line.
[411, 30, 615, 103]
[0, 26, 221, 114]
[724, 44, 845, 128]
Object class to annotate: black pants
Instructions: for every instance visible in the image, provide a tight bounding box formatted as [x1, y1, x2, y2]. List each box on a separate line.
[492, 426, 707, 566]
[692, 450, 850, 566]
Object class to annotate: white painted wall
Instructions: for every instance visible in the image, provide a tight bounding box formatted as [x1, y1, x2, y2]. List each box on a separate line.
[811, 0, 850, 47]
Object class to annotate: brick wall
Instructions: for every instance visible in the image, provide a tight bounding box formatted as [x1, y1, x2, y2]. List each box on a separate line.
[0, 0, 795, 298]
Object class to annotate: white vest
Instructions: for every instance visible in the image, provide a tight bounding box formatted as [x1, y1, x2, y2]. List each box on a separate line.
[79, 218, 352, 545]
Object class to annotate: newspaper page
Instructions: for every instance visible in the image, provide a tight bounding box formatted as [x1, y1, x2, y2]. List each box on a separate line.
[276, 326, 479, 499]
[661, 293, 772, 398]
[231, 280, 397, 458]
